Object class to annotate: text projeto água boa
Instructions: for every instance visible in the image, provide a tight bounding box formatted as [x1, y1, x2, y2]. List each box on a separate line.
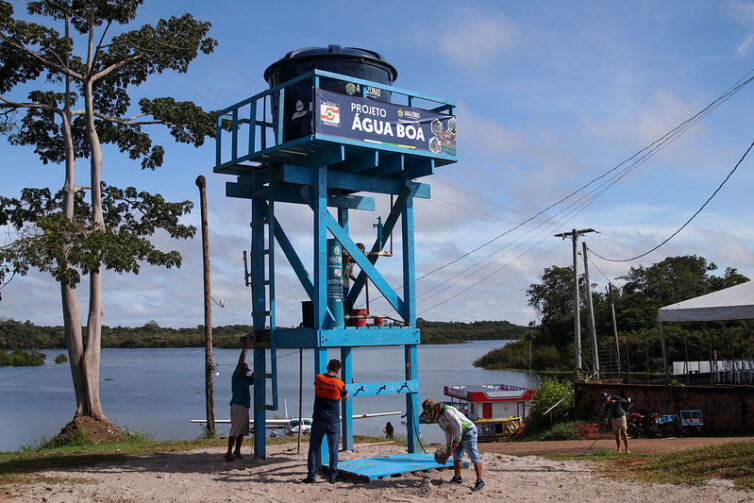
[350, 103, 426, 141]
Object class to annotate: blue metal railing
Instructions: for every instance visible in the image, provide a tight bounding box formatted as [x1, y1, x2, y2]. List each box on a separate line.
[214, 69, 456, 172]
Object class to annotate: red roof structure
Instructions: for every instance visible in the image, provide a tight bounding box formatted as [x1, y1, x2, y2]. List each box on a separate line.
[444, 384, 534, 403]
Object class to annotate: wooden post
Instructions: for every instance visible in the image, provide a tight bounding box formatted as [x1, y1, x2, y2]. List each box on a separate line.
[297, 348, 303, 454]
[572, 232, 581, 370]
[709, 335, 714, 384]
[582, 242, 599, 379]
[645, 338, 650, 384]
[608, 284, 621, 376]
[659, 322, 669, 385]
[685, 336, 690, 385]
[195, 175, 215, 436]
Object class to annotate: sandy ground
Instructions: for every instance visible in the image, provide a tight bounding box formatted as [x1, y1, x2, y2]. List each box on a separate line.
[2, 440, 752, 503]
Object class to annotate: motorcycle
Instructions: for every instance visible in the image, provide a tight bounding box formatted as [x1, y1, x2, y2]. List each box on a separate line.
[626, 410, 645, 438]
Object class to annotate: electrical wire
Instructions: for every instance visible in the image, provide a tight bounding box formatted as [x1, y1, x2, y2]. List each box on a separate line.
[589, 139, 754, 263]
[364, 66, 754, 315]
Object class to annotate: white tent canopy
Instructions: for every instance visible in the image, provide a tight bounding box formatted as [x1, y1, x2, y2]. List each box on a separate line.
[657, 280, 754, 323]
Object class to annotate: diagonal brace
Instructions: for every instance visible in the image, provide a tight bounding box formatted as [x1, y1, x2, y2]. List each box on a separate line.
[323, 212, 405, 315]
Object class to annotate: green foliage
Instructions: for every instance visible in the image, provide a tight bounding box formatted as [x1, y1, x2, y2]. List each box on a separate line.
[1, 1, 217, 167]
[39, 427, 92, 450]
[526, 265, 579, 346]
[0, 349, 46, 366]
[0, 183, 195, 286]
[523, 421, 586, 441]
[473, 339, 571, 370]
[477, 255, 751, 372]
[0, 319, 525, 349]
[418, 319, 530, 344]
[54, 353, 68, 364]
[526, 378, 574, 432]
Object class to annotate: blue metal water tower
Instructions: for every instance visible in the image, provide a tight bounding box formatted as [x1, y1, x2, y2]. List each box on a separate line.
[213, 45, 456, 466]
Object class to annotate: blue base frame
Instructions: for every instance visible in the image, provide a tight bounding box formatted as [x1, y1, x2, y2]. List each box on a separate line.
[337, 453, 467, 482]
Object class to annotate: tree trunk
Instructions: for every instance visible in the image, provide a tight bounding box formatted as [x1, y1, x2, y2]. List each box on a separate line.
[60, 109, 86, 416]
[82, 78, 107, 422]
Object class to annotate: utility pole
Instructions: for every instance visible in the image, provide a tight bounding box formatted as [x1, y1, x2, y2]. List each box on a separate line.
[607, 283, 621, 376]
[582, 242, 599, 380]
[554, 228, 595, 371]
[195, 175, 215, 437]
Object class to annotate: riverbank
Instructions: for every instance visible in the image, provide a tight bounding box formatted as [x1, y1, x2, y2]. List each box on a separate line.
[0, 319, 527, 350]
[2, 439, 750, 502]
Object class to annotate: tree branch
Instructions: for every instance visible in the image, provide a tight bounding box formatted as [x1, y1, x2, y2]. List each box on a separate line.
[92, 111, 166, 126]
[0, 32, 83, 81]
[92, 19, 113, 66]
[85, 1, 94, 77]
[0, 96, 62, 114]
[91, 52, 145, 82]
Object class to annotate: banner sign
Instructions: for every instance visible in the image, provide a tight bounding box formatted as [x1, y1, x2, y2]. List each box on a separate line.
[314, 89, 456, 157]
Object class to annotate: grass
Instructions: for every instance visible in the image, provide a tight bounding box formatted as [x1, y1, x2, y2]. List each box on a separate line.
[549, 442, 754, 490]
[1, 436, 226, 485]
[1, 433, 386, 486]
[521, 421, 590, 442]
[613, 442, 754, 489]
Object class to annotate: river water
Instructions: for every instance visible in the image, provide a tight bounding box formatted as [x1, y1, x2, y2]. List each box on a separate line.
[0, 340, 538, 452]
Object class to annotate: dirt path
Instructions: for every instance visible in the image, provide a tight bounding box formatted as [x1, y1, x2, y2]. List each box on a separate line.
[2, 440, 752, 503]
[479, 436, 754, 456]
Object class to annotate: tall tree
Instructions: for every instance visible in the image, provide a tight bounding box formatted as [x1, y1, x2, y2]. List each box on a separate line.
[617, 255, 748, 332]
[526, 265, 582, 346]
[0, 0, 216, 425]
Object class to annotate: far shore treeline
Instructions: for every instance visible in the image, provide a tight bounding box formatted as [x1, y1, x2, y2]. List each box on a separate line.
[0, 318, 529, 354]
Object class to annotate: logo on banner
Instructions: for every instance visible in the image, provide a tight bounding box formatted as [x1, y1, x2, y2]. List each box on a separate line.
[320, 102, 340, 127]
[397, 108, 421, 121]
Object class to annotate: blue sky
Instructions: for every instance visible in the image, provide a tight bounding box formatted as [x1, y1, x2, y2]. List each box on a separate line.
[3, 0, 754, 328]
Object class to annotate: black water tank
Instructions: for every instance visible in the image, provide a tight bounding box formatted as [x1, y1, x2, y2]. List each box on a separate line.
[264, 45, 398, 142]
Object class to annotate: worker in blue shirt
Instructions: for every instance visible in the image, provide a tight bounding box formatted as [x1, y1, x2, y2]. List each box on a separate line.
[225, 337, 254, 461]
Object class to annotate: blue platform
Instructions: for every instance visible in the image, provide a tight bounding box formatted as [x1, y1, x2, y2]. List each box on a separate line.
[337, 453, 465, 481]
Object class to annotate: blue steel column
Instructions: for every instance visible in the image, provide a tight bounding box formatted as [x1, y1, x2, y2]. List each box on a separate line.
[338, 207, 353, 451]
[314, 345, 329, 467]
[314, 166, 327, 330]
[405, 344, 419, 453]
[313, 166, 329, 467]
[251, 172, 267, 459]
[402, 183, 419, 453]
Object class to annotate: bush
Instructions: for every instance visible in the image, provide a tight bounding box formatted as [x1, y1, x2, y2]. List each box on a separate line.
[474, 340, 573, 370]
[54, 353, 68, 364]
[527, 378, 574, 432]
[0, 349, 46, 366]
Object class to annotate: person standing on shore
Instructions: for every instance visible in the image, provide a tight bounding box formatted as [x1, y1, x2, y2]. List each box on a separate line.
[601, 392, 630, 453]
[303, 359, 348, 484]
[422, 398, 485, 492]
[225, 337, 254, 462]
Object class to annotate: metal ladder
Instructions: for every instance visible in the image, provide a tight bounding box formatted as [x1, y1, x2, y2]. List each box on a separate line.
[249, 177, 278, 411]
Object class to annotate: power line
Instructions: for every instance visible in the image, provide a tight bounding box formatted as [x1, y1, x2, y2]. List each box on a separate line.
[432, 177, 532, 219]
[411, 66, 754, 290]
[589, 138, 754, 263]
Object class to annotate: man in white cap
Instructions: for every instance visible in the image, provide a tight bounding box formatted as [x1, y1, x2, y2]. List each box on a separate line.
[422, 398, 484, 492]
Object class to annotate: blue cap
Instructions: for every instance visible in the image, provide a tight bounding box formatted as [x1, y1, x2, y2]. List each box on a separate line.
[600, 392, 609, 401]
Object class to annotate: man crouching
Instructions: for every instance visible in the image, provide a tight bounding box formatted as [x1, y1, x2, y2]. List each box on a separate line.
[422, 398, 485, 492]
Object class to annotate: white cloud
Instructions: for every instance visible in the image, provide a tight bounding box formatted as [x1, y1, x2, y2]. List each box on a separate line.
[728, 0, 754, 55]
[424, 10, 521, 69]
[737, 32, 754, 56]
[457, 104, 522, 157]
[585, 91, 701, 148]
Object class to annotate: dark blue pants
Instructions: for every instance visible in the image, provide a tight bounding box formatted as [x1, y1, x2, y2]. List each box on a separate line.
[307, 419, 340, 478]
